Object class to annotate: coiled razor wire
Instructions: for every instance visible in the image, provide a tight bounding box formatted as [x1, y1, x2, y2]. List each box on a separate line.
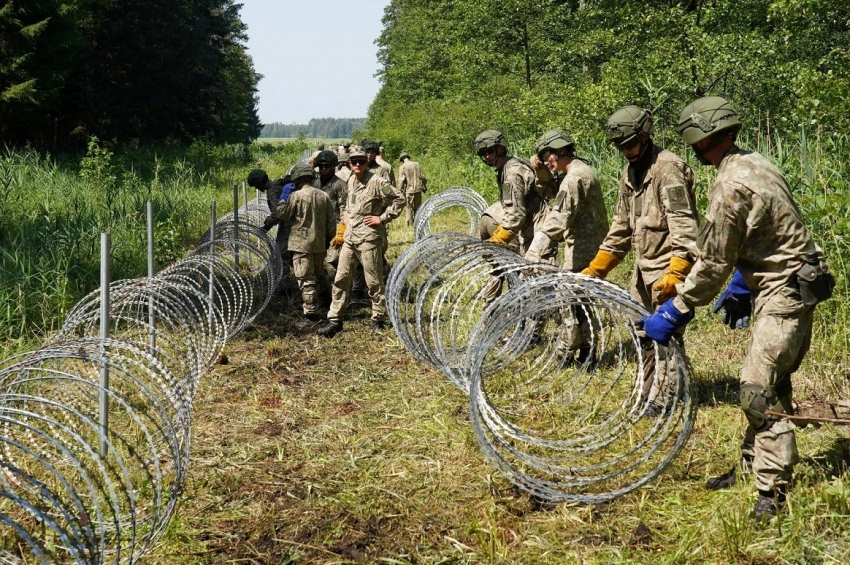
[413, 187, 487, 241]
[0, 203, 282, 563]
[387, 234, 696, 503]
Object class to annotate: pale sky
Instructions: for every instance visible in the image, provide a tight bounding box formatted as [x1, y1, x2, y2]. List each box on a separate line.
[240, 1, 389, 125]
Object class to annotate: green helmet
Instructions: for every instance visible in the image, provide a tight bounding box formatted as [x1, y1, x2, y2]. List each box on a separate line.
[362, 140, 379, 153]
[399, 151, 411, 162]
[247, 168, 268, 188]
[315, 150, 338, 167]
[473, 129, 508, 153]
[289, 163, 315, 182]
[535, 129, 575, 156]
[605, 106, 654, 144]
[338, 153, 350, 164]
[676, 96, 742, 145]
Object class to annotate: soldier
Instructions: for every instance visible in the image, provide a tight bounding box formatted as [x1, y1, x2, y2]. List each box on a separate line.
[526, 129, 610, 363]
[363, 140, 395, 186]
[247, 168, 293, 283]
[336, 153, 352, 183]
[313, 150, 348, 285]
[317, 149, 405, 337]
[398, 151, 427, 226]
[581, 107, 700, 411]
[473, 129, 548, 255]
[640, 97, 834, 521]
[275, 163, 335, 329]
[479, 202, 519, 252]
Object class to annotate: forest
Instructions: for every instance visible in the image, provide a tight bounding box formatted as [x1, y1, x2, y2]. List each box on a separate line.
[261, 118, 366, 139]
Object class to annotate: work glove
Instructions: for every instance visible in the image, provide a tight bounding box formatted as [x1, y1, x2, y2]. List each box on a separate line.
[278, 182, 296, 203]
[713, 270, 752, 329]
[331, 224, 346, 248]
[652, 256, 693, 303]
[580, 250, 620, 279]
[637, 299, 694, 346]
[486, 225, 516, 246]
[261, 216, 277, 232]
[524, 231, 552, 263]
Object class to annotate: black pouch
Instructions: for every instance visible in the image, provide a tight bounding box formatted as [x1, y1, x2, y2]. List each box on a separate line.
[796, 257, 836, 306]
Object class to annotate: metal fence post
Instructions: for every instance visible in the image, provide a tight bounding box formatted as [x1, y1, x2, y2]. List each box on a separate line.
[99, 232, 111, 458]
[209, 201, 217, 329]
[147, 201, 156, 355]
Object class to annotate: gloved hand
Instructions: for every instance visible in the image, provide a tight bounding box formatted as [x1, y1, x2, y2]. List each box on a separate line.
[278, 182, 296, 203]
[261, 216, 277, 232]
[524, 231, 552, 263]
[713, 270, 751, 329]
[580, 250, 620, 278]
[331, 224, 346, 248]
[652, 256, 693, 303]
[486, 225, 516, 246]
[637, 298, 694, 346]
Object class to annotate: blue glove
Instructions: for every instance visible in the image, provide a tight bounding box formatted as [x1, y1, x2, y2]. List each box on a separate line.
[279, 182, 296, 203]
[637, 299, 694, 346]
[713, 270, 751, 329]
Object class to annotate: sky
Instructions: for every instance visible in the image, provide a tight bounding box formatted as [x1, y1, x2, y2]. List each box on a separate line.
[240, 1, 390, 125]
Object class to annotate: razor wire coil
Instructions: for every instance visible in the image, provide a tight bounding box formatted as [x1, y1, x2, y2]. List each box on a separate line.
[0, 200, 282, 564]
[413, 186, 487, 241]
[387, 233, 696, 504]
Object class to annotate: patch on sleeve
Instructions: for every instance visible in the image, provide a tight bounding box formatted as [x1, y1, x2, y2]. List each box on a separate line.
[669, 185, 685, 203]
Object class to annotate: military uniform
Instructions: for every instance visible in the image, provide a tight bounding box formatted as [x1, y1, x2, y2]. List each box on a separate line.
[497, 156, 549, 255]
[398, 159, 427, 226]
[312, 175, 348, 281]
[327, 170, 405, 323]
[277, 185, 335, 316]
[674, 147, 825, 493]
[266, 178, 292, 277]
[370, 159, 395, 186]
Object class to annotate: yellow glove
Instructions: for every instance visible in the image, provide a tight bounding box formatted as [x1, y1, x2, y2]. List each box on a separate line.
[580, 250, 620, 279]
[331, 224, 346, 248]
[486, 225, 516, 246]
[652, 256, 693, 303]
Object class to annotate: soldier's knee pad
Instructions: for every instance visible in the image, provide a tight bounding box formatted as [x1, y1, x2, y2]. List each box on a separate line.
[740, 384, 792, 432]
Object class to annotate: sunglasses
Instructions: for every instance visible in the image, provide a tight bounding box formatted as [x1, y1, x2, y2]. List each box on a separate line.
[477, 146, 500, 157]
[318, 163, 334, 169]
[350, 158, 367, 166]
[614, 135, 640, 150]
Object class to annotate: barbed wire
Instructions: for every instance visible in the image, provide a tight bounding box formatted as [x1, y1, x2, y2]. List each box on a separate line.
[0, 202, 282, 564]
[413, 186, 487, 241]
[387, 232, 696, 504]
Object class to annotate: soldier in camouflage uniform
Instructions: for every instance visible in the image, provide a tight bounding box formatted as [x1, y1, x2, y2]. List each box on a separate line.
[641, 97, 834, 521]
[247, 168, 293, 284]
[398, 151, 427, 226]
[364, 140, 396, 186]
[312, 150, 349, 288]
[479, 202, 520, 252]
[276, 163, 335, 329]
[317, 149, 405, 337]
[474, 129, 549, 303]
[526, 129, 610, 363]
[581, 107, 700, 410]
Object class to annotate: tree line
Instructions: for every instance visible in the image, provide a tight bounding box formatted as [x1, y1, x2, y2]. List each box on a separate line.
[367, 0, 850, 156]
[261, 118, 366, 139]
[0, 0, 262, 150]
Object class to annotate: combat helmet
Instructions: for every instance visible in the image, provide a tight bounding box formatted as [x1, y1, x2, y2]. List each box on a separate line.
[399, 151, 411, 162]
[473, 129, 509, 154]
[535, 129, 575, 158]
[605, 106, 654, 145]
[676, 96, 742, 145]
[362, 140, 380, 153]
[289, 163, 315, 182]
[315, 150, 339, 168]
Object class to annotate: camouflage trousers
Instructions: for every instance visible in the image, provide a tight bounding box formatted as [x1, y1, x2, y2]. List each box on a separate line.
[327, 241, 386, 323]
[405, 191, 422, 227]
[633, 269, 685, 405]
[292, 252, 328, 316]
[740, 286, 813, 492]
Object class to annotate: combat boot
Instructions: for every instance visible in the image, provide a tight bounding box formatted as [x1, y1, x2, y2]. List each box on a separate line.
[753, 488, 785, 523]
[369, 320, 386, 332]
[705, 455, 753, 490]
[317, 320, 343, 338]
[293, 312, 323, 332]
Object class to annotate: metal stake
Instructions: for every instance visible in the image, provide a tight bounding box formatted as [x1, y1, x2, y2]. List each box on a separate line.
[209, 201, 217, 329]
[147, 201, 156, 355]
[99, 232, 111, 458]
[232, 185, 240, 270]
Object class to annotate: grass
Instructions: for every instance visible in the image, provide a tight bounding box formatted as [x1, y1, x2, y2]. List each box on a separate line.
[2, 131, 850, 563]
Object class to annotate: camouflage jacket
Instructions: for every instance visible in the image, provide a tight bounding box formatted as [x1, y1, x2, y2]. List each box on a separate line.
[675, 147, 826, 314]
[370, 158, 396, 186]
[343, 170, 405, 250]
[312, 175, 347, 224]
[538, 159, 609, 271]
[276, 185, 335, 254]
[600, 145, 699, 284]
[336, 167, 352, 184]
[496, 156, 548, 236]
[399, 160, 427, 194]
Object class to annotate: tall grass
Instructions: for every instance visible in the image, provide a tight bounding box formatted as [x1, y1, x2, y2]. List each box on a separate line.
[0, 138, 308, 352]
